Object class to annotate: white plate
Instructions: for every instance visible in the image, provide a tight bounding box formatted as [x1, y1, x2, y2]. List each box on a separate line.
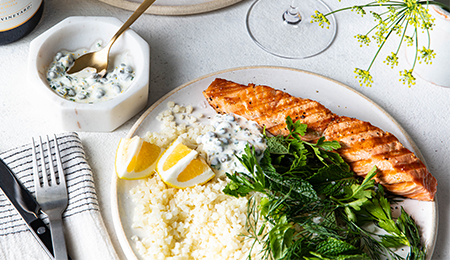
[111, 66, 438, 260]
[98, 0, 243, 15]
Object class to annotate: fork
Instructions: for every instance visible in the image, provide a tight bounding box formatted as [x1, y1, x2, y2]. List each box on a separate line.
[32, 135, 69, 260]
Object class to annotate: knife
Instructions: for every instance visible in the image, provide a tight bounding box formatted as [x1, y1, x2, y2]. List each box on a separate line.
[0, 158, 54, 259]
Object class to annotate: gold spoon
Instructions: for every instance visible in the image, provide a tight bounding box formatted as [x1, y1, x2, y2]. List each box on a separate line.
[67, 0, 156, 75]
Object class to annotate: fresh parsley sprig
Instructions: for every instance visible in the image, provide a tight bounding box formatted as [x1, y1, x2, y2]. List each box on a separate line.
[223, 116, 426, 260]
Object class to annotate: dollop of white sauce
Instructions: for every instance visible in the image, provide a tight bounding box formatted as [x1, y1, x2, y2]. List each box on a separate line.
[46, 41, 135, 103]
[196, 113, 267, 178]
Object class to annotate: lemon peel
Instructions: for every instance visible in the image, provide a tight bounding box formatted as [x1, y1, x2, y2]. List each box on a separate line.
[156, 137, 215, 188]
[115, 136, 162, 180]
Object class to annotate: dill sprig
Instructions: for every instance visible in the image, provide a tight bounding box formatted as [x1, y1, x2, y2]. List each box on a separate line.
[311, 0, 450, 87]
[223, 116, 426, 260]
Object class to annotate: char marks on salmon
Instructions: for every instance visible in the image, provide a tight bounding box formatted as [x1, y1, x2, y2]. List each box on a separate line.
[203, 78, 335, 142]
[203, 78, 437, 201]
[324, 116, 436, 201]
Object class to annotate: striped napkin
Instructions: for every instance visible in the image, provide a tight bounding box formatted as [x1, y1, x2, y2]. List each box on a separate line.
[0, 132, 119, 260]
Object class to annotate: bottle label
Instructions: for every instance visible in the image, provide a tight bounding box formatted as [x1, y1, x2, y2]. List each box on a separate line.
[0, 0, 42, 32]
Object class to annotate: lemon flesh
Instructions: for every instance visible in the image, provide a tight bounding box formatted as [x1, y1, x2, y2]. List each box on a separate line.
[115, 136, 162, 180]
[156, 137, 215, 188]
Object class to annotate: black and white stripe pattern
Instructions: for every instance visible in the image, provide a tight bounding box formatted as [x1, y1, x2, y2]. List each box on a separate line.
[0, 132, 99, 237]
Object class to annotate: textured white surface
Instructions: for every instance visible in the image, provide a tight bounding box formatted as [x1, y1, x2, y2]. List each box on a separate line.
[0, 0, 448, 259]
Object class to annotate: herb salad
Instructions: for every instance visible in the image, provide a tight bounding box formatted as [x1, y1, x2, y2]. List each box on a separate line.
[223, 117, 426, 260]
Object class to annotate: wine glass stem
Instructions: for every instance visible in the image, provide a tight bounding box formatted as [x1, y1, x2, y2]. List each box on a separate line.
[283, 0, 302, 25]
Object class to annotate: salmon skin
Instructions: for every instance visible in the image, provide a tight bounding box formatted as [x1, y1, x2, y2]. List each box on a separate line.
[203, 78, 437, 201]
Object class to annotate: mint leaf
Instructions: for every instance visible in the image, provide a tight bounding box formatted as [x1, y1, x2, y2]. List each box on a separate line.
[305, 251, 368, 260]
[307, 164, 354, 184]
[313, 178, 358, 197]
[315, 237, 361, 256]
[266, 135, 290, 154]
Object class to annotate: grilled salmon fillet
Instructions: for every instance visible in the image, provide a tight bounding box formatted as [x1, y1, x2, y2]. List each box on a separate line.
[203, 78, 336, 142]
[324, 116, 437, 201]
[203, 78, 437, 201]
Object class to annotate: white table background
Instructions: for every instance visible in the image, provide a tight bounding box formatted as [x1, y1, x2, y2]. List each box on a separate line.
[0, 0, 448, 259]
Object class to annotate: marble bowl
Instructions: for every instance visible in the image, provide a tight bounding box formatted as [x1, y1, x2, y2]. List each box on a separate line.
[28, 16, 150, 132]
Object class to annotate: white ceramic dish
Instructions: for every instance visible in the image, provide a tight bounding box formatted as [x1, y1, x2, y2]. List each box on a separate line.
[28, 16, 150, 132]
[111, 66, 438, 260]
[98, 0, 243, 16]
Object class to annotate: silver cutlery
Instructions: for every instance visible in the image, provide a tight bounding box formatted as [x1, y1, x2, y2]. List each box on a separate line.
[0, 158, 54, 259]
[32, 135, 69, 260]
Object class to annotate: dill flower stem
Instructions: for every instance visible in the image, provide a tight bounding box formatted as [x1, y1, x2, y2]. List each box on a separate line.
[416, 6, 432, 49]
[360, 8, 405, 40]
[396, 18, 409, 54]
[384, 10, 408, 54]
[413, 27, 419, 70]
[366, 17, 399, 71]
[337, 2, 387, 15]
[322, 2, 404, 17]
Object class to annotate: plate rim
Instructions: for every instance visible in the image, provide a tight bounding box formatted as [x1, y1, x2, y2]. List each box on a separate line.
[98, 0, 243, 16]
[111, 65, 438, 260]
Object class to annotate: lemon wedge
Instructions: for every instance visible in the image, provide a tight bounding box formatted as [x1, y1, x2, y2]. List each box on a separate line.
[156, 137, 215, 188]
[115, 136, 162, 180]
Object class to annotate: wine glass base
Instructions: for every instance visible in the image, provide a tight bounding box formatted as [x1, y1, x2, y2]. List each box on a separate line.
[246, 0, 337, 59]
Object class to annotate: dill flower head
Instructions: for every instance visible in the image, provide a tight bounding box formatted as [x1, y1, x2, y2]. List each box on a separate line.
[384, 52, 399, 68]
[418, 46, 436, 64]
[311, 11, 330, 29]
[392, 23, 404, 36]
[399, 69, 416, 87]
[404, 0, 435, 30]
[372, 22, 389, 46]
[355, 34, 371, 47]
[351, 6, 367, 16]
[371, 11, 383, 22]
[354, 68, 374, 87]
[404, 35, 414, 46]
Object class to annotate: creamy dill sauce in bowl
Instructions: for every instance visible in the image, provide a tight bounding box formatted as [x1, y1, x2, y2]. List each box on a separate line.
[28, 16, 150, 132]
[46, 41, 135, 103]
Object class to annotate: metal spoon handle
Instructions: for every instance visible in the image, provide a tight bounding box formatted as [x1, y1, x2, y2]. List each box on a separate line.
[107, 0, 157, 49]
[66, 0, 156, 75]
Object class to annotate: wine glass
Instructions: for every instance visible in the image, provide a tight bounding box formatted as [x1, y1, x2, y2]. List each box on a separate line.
[246, 0, 337, 59]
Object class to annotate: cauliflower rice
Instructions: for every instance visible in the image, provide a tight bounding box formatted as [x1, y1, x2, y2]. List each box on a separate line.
[130, 102, 263, 260]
